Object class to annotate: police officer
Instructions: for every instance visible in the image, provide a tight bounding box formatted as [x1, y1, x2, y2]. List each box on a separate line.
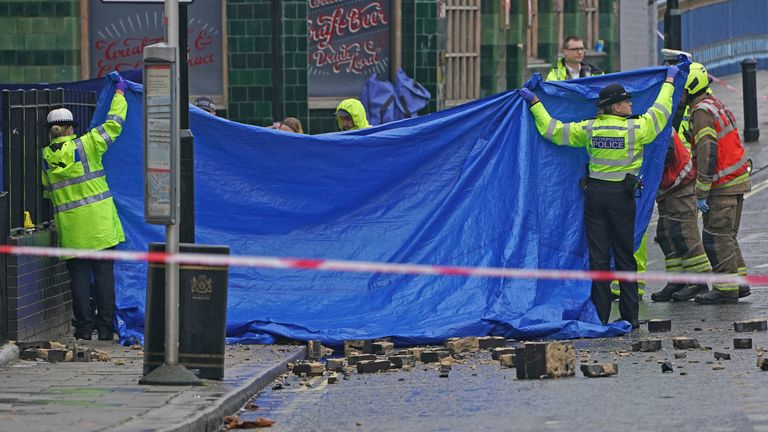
[683, 64, 751, 304]
[520, 67, 678, 328]
[546, 36, 604, 81]
[42, 74, 128, 341]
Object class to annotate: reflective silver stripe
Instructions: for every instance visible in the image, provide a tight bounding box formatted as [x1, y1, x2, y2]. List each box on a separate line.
[108, 114, 124, 126]
[54, 191, 112, 214]
[589, 119, 637, 166]
[589, 170, 633, 180]
[47, 170, 105, 191]
[658, 158, 693, 195]
[717, 122, 735, 139]
[545, 118, 557, 142]
[713, 156, 748, 181]
[96, 125, 114, 147]
[650, 107, 662, 135]
[627, 119, 636, 162]
[652, 102, 671, 120]
[562, 122, 570, 146]
[74, 138, 90, 173]
[585, 120, 595, 142]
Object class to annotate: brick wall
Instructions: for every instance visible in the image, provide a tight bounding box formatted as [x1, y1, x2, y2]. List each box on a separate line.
[6, 230, 71, 342]
[0, 0, 80, 83]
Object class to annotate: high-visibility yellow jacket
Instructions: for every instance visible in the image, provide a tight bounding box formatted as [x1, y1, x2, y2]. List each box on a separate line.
[42, 92, 127, 252]
[529, 82, 675, 181]
[336, 98, 370, 130]
[545, 58, 604, 81]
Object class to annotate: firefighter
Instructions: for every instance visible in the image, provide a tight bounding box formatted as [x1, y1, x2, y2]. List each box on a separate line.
[520, 67, 679, 328]
[683, 63, 751, 304]
[546, 36, 604, 81]
[42, 74, 128, 341]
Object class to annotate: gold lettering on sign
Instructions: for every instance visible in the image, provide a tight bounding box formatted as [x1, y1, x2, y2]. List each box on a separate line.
[190, 275, 213, 299]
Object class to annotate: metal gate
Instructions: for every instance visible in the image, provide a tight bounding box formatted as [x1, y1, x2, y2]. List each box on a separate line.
[1, 88, 97, 233]
[445, 0, 481, 107]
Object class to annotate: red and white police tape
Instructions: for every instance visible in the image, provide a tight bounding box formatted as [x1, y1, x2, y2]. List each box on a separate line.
[1, 244, 767, 286]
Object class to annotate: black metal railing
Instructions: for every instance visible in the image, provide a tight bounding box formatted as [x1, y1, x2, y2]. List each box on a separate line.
[1, 88, 96, 233]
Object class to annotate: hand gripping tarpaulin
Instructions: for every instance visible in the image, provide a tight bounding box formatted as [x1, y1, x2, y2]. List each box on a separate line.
[90, 66, 685, 346]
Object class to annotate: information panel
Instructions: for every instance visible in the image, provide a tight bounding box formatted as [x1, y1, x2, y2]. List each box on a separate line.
[308, 0, 392, 98]
[144, 64, 175, 223]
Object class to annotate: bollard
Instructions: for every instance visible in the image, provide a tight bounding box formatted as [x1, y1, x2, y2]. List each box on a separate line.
[741, 58, 760, 142]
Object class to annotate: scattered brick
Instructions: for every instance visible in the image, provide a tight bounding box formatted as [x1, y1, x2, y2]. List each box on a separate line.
[712, 363, 725, 371]
[499, 353, 516, 368]
[445, 337, 480, 354]
[344, 340, 373, 356]
[346, 354, 377, 365]
[388, 355, 416, 369]
[734, 319, 767, 333]
[580, 363, 618, 378]
[647, 319, 671, 333]
[515, 342, 575, 379]
[356, 360, 390, 374]
[661, 361, 674, 373]
[674, 352, 687, 359]
[714, 352, 731, 361]
[15, 341, 66, 351]
[438, 365, 450, 378]
[491, 347, 517, 360]
[372, 342, 394, 355]
[327, 374, 339, 384]
[20, 349, 39, 361]
[672, 337, 700, 350]
[307, 340, 324, 360]
[632, 339, 662, 352]
[733, 338, 753, 349]
[292, 362, 324, 377]
[73, 346, 91, 363]
[325, 358, 345, 372]
[758, 355, 768, 371]
[420, 350, 450, 363]
[90, 350, 110, 362]
[478, 336, 507, 349]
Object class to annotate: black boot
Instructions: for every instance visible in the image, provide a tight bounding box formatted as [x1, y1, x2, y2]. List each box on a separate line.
[695, 289, 738, 305]
[739, 285, 751, 298]
[671, 284, 709, 301]
[651, 283, 685, 302]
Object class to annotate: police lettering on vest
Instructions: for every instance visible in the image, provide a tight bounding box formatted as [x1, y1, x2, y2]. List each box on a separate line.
[592, 136, 625, 150]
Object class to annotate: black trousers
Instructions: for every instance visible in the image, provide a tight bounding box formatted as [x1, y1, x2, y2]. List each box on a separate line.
[66, 255, 115, 335]
[584, 179, 639, 325]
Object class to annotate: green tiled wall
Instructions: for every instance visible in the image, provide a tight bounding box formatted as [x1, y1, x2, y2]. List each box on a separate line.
[280, 0, 309, 131]
[400, 0, 445, 113]
[480, 0, 528, 95]
[505, 0, 528, 88]
[0, 0, 80, 84]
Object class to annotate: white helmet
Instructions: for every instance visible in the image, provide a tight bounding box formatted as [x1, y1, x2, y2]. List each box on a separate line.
[46, 108, 78, 127]
[661, 48, 693, 65]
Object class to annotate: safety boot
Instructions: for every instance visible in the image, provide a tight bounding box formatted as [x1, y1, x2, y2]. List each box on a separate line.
[694, 289, 738, 305]
[671, 283, 708, 301]
[739, 285, 751, 298]
[651, 283, 685, 302]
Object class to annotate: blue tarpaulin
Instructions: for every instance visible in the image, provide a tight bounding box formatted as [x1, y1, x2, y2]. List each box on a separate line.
[89, 66, 685, 346]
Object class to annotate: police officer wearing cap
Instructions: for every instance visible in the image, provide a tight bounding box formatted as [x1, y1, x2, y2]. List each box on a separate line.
[42, 74, 128, 341]
[520, 68, 679, 328]
[194, 97, 216, 115]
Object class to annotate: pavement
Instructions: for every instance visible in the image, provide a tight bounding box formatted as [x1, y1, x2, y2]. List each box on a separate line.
[0, 336, 304, 432]
[1, 69, 767, 432]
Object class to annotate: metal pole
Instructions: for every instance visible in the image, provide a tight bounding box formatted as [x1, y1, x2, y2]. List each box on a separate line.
[742, 58, 760, 143]
[179, 2, 195, 244]
[165, 0, 181, 367]
[664, 0, 681, 50]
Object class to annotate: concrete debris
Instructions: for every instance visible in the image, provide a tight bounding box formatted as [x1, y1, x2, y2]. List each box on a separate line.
[478, 336, 507, 349]
[356, 359, 390, 374]
[292, 362, 324, 377]
[388, 355, 416, 369]
[672, 337, 700, 350]
[713, 352, 731, 361]
[307, 340, 327, 360]
[498, 354, 515, 368]
[733, 338, 752, 349]
[733, 319, 767, 333]
[15, 341, 66, 351]
[712, 363, 725, 371]
[661, 361, 674, 373]
[758, 355, 768, 371]
[438, 365, 450, 378]
[515, 342, 575, 380]
[327, 374, 339, 384]
[632, 339, 662, 352]
[674, 352, 687, 359]
[647, 319, 671, 333]
[372, 342, 394, 355]
[325, 358, 346, 372]
[580, 363, 617, 378]
[344, 340, 373, 356]
[445, 337, 480, 354]
[347, 354, 377, 365]
[491, 347, 516, 360]
[420, 350, 450, 363]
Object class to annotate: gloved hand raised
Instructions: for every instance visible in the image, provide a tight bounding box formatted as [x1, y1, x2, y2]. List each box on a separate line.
[519, 88, 538, 105]
[666, 66, 679, 81]
[115, 79, 128, 94]
[696, 198, 709, 213]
